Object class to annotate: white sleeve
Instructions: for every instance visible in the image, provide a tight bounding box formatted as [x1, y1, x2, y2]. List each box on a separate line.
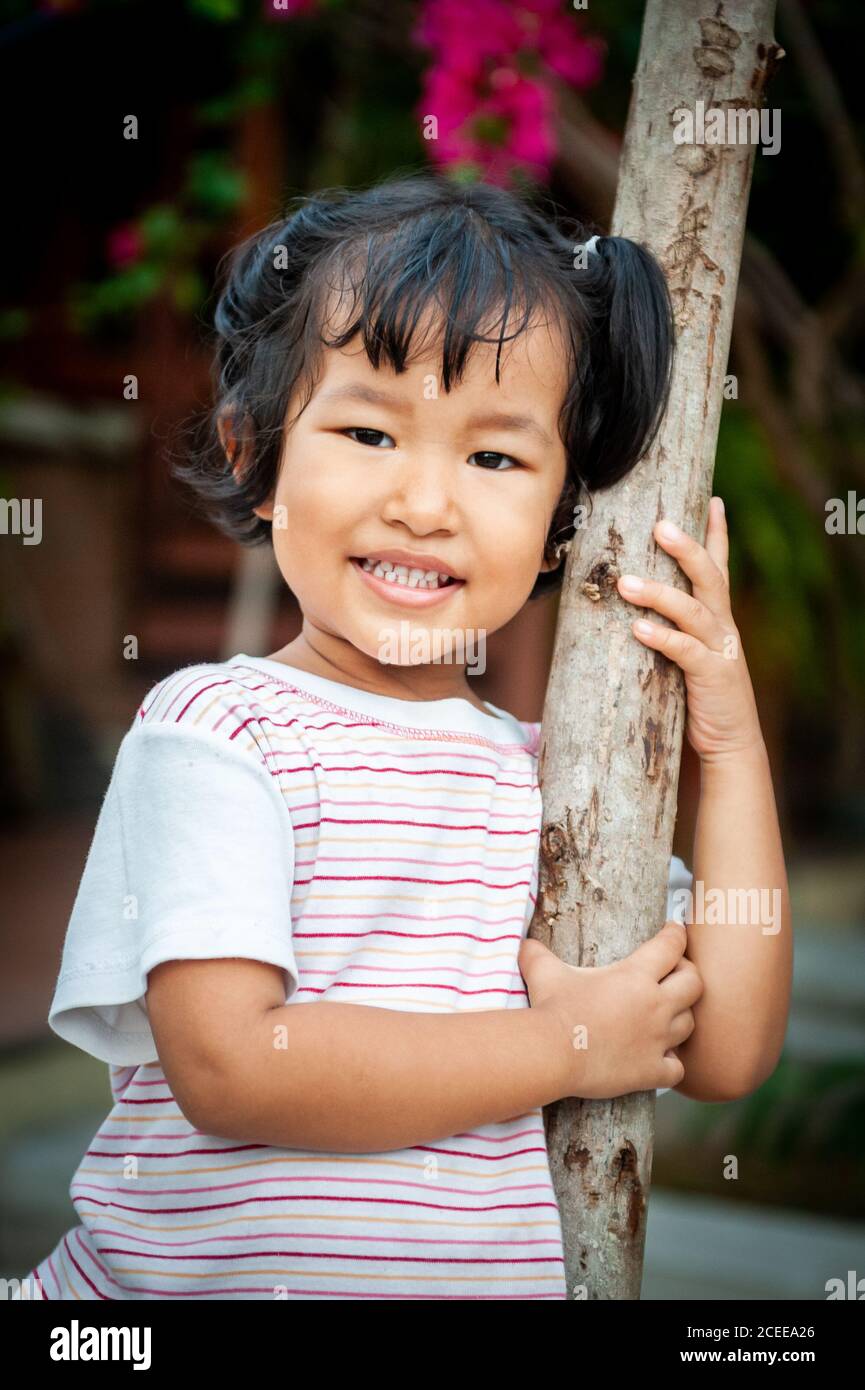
[657, 852, 694, 1095]
[48, 723, 300, 1066]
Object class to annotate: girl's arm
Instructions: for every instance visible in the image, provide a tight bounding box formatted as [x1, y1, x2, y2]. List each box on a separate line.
[146, 923, 696, 1152]
[678, 739, 792, 1100]
[147, 955, 571, 1152]
[617, 498, 793, 1102]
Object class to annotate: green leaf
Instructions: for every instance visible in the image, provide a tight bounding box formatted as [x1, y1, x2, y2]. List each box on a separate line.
[447, 162, 484, 186]
[139, 204, 183, 258]
[471, 113, 510, 146]
[195, 74, 275, 127]
[187, 0, 242, 22]
[67, 263, 164, 331]
[0, 308, 30, 340]
[185, 152, 246, 216]
[171, 269, 207, 313]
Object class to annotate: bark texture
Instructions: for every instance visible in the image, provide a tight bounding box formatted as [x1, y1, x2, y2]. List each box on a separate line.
[531, 0, 783, 1299]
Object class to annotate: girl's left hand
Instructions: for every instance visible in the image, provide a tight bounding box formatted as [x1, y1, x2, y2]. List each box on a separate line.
[616, 497, 764, 765]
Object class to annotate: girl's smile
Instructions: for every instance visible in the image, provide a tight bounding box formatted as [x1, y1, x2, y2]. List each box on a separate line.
[349, 555, 467, 608]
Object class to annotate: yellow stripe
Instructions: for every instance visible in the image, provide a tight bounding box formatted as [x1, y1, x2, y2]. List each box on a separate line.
[294, 836, 535, 857]
[79, 1153, 550, 1179]
[280, 779, 534, 802]
[58, 1242, 82, 1298]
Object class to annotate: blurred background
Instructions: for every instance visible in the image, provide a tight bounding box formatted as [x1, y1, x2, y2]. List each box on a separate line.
[1, 0, 863, 1299]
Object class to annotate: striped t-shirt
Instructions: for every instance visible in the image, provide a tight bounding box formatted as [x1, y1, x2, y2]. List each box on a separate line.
[26, 653, 691, 1301]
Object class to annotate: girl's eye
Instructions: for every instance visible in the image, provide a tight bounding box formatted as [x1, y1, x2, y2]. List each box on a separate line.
[342, 427, 394, 448]
[469, 451, 521, 472]
[341, 430, 521, 471]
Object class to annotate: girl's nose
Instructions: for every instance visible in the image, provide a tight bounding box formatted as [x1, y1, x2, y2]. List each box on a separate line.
[379, 453, 459, 532]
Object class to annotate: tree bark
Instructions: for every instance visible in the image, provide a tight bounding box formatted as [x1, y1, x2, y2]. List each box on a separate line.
[531, 0, 783, 1299]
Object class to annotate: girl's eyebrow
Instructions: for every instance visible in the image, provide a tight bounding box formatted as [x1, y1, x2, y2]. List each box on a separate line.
[317, 384, 553, 447]
[317, 383, 412, 413]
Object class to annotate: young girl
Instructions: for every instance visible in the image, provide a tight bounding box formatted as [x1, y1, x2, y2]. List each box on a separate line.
[22, 173, 791, 1301]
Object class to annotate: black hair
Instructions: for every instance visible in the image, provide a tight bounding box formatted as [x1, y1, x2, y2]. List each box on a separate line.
[171, 170, 675, 601]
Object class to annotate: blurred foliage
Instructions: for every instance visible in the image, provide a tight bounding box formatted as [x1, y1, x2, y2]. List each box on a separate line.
[684, 1055, 865, 1166]
[0, 308, 30, 340]
[67, 152, 245, 330]
[716, 408, 835, 706]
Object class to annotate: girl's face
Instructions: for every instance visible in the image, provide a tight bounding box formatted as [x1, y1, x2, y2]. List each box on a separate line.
[242, 305, 570, 701]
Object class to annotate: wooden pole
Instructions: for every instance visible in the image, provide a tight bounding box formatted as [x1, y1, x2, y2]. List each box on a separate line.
[531, 0, 784, 1299]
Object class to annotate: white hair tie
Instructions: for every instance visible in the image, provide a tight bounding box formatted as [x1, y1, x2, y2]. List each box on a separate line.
[584, 234, 602, 255]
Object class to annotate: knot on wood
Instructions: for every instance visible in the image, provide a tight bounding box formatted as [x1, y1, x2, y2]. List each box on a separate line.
[563, 1142, 592, 1175]
[642, 716, 666, 780]
[699, 17, 741, 52]
[580, 560, 620, 603]
[754, 41, 786, 90]
[541, 822, 569, 861]
[610, 1142, 645, 1238]
[673, 143, 716, 176]
[694, 16, 740, 77]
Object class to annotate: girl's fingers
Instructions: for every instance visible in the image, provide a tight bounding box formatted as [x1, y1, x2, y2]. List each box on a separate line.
[617, 574, 725, 650]
[705, 497, 729, 587]
[653, 513, 729, 612]
[630, 618, 710, 674]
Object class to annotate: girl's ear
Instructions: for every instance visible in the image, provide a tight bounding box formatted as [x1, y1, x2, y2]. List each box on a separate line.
[217, 408, 274, 521]
[217, 407, 242, 478]
[538, 542, 569, 574]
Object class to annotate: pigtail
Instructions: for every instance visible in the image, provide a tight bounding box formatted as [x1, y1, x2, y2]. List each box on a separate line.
[571, 234, 676, 491]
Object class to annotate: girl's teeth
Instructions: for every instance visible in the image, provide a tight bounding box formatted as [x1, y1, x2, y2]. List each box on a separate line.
[360, 558, 452, 589]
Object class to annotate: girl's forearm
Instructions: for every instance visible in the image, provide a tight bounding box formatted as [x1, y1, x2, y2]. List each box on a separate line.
[678, 739, 793, 1099]
[200, 998, 572, 1153]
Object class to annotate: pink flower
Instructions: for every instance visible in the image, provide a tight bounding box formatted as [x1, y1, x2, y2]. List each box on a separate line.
[106, 223, 143, 269]
[413, 0, 523, 80]
[418, 66, 556, 185]
[414, 0, 605, 185]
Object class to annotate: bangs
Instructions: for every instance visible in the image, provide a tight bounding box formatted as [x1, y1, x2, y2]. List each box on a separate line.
[303, 205, 579, 394]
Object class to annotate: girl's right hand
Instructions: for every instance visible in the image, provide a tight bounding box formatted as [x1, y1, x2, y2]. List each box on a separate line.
[518, 922, 702, 1099]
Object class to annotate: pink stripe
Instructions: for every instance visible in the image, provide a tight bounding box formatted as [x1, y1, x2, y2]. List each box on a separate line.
[90, 1225, 562, 1250]
[301, 799, 537, 818]
[93, 1282, 560, 1299]
[94, 1121, 545, 1143]
[264, 745, 527, 768]
[46, 1254, 62, 1298]
[305, 850, 535, 863]
[294, 926, 525, 939]
[65, 1231, 111, 1300]
[151, 668, 529, 752]
[72, 1193, 560, 1217]
[75, 1174, 552, 1200]
[293, 873, 532, 889]
[294, 981, 526, 997]
[268, 761, 535, 787]
[301, 965, 518, 978]
[98, 1244, 564, 1266]
[228, 702, 531, 754]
